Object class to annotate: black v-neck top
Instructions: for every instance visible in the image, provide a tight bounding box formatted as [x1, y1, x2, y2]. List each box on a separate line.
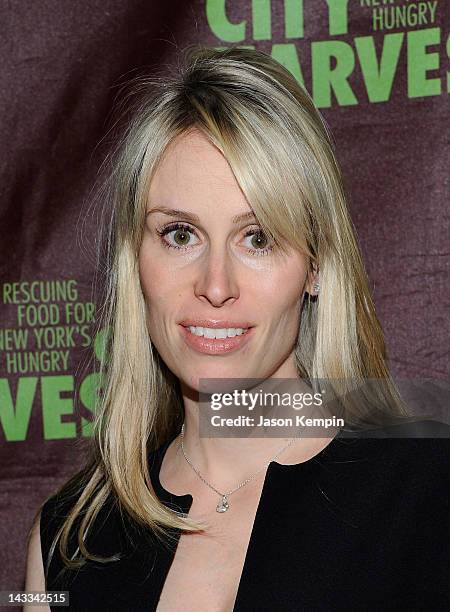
[40, 420, 450, 611]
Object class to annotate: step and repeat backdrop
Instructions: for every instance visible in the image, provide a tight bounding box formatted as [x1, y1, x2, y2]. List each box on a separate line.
[1, 0, 448, 596]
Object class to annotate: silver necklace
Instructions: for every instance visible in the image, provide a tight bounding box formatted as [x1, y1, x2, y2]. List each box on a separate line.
[179, 422, 297, 513]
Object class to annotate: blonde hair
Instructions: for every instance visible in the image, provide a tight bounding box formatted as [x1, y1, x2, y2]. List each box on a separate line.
[42, 45, 409, 578]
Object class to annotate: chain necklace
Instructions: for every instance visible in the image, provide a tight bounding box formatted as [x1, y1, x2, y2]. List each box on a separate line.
[179, 422, 297, 513]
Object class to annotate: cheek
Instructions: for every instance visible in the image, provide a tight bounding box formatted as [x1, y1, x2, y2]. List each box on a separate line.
[256, 260, 308, 307]
[138, 251, 165, 316]
[138, 250, 184, 322]
[139, 244, 170, 297]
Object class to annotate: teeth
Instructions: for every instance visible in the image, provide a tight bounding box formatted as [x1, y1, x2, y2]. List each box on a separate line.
[187, 326, 248, 339]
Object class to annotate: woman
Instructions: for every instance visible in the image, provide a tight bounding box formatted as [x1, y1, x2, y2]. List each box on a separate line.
[25, 46, 448, 611]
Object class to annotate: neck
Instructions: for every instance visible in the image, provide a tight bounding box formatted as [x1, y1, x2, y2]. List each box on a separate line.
[172, 370, 339, 491]
[175, 406, 338, 493]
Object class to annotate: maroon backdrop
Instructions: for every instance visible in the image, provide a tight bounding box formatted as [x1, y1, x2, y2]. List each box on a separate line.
[1, 0, 448, 602]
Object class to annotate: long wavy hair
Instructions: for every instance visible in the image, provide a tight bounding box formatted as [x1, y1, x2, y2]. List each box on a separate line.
[40, 45, 410, 580]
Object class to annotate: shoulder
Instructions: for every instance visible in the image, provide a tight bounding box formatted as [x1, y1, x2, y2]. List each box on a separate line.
[332, 419, 449, 479]
[378, 418, 450, 439]
[25, 510, 47, 592]
[318, 421, 450, 535]
[337, 419, 450, 487]
[383, 426, 449, 482]
[39, 470, 87, 545]
[39, 479, 85, 587]
[38, 465, 113, 586]
[39, 474, 150, 588]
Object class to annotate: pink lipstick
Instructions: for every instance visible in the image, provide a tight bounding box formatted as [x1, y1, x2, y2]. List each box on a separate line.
[179, 323, 254, 355]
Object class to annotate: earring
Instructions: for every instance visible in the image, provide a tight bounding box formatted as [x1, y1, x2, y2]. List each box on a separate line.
[313, 282, 320, 294]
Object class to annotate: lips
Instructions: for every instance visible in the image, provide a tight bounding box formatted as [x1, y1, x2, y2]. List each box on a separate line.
[179, 319, 255, 329]
[179, 324, 254, 355]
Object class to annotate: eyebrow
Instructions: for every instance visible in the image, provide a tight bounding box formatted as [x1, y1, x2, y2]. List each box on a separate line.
[146, 206, 257, 224]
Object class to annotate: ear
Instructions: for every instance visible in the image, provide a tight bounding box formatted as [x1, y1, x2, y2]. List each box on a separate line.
[305, 262, 320, 296]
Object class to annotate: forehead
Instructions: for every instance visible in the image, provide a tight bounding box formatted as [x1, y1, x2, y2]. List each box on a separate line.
[148, 129, 248, 212]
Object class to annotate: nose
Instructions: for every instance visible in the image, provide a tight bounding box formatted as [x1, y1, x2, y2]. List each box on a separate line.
[194, 248, 240, 308]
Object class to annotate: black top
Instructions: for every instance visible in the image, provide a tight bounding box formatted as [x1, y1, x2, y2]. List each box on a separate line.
[40, 420, 450, 611]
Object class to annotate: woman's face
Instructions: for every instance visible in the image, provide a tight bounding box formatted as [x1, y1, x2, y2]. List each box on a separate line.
[139, 128, 311, 392]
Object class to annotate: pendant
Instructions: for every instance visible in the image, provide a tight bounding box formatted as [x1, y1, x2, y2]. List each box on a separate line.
[216, 495, 230, 513]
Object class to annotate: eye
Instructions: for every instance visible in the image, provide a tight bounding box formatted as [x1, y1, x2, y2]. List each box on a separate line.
[156, 223, 199, 251]
[155, 222, 276, 256]
[242, 227, 275, 256]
